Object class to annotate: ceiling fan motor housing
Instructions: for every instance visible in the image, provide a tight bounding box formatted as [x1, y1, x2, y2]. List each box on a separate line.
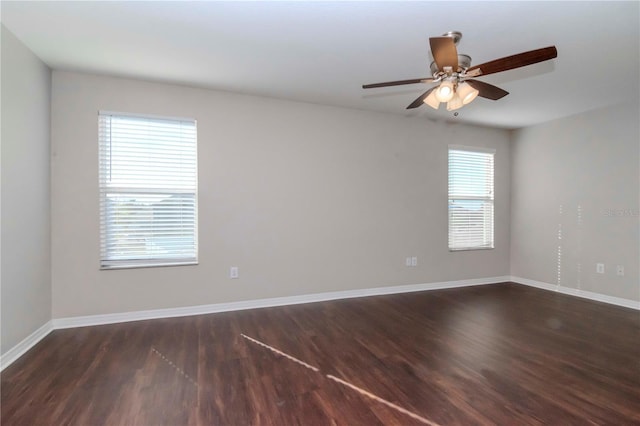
[442, 31, 463, 45]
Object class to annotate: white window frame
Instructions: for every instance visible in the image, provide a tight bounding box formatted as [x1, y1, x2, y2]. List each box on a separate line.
[448, 145, 495, 251]
[98, 111, 198, 269]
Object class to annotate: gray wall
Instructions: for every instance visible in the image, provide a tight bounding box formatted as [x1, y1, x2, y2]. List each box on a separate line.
[51, 71, 511, 318]
[511, 101, 640, 302]
[1, 25, 52, 355]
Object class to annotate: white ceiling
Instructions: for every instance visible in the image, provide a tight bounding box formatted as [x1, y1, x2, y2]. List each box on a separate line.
[2, 1, 638, 129]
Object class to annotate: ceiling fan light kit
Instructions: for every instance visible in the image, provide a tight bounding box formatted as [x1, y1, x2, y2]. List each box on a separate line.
[435, 80, 455, 102]
[457, 82, 479, 105]
[423, 90, 440, 109]
[446, 93, 464, 111]
[426, 80, 479, 110]
[362, 31, 557, 112]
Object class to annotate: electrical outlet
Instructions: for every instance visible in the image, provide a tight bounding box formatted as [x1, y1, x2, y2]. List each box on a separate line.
[405, 257, 412, 267]
[596, 263, 605, 274]
[617, 265, 624, 276]
[230, 266, 239, 279]
[411, 256, 418, 267]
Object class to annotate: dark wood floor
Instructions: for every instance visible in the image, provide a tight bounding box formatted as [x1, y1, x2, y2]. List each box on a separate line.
[2, 282, 640, 425]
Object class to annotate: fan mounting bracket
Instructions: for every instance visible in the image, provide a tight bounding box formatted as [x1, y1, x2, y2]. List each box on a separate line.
[442, 31, 462, 45]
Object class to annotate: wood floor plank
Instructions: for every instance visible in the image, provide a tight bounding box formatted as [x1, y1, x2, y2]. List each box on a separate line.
[2, 282, 639, 425]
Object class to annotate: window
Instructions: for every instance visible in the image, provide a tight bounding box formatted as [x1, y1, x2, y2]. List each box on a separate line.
[448, 146, 494, 251]
[99, 112, 197, 269]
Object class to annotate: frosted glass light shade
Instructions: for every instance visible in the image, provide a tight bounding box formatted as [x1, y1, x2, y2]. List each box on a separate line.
[423, 90, 440, 109]
[457, 82, 479, 105]
[446, 94, 463, 111]
[435, 81, 454, 102]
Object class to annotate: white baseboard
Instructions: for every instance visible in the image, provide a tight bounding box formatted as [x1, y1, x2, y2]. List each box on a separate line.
[7, 274, 585, 372]
[4, 275, 636, 373]
[52, 276, 510, 329]
[4, 277, 505, 371]
[0, 321, 53, 371]
[4, 276, 635, 373]
[511, 276, 640, 310]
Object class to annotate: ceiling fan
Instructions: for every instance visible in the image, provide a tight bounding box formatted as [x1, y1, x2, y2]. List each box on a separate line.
[362, 31, 557, 111]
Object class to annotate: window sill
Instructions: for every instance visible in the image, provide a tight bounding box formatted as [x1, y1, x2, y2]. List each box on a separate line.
[449, 247, 494, 252]
[100, 261, 198, 270]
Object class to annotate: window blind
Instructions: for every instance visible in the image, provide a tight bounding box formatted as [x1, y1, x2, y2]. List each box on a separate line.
[99, 113, 198, 268]
[448, 146, 494, 251]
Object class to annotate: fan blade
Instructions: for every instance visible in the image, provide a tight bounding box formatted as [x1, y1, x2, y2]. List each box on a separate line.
[363, 78, 434, 89]
[466, 46, 557, 77]
[430, 36, 458, 71]
[466, 79, 509, 100]
[406, 87, 436, 109]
